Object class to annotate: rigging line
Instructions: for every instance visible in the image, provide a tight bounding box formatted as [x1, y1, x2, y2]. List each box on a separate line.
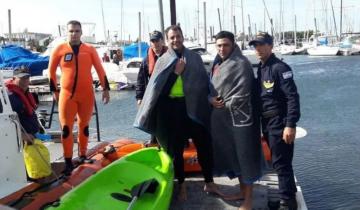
[261, 0, 274, 36]
[262, 0, 272, 24]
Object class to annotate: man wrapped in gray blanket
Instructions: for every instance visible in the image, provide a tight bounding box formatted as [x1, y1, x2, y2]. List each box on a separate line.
[134, 25, 224, 201]
[210, 31, 262, 210]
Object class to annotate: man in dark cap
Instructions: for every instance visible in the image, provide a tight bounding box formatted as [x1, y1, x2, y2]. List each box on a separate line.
[136, 30, 167, 105]
[135, 30, 168, 144]
[6, 66, 40, 145]
[249, 32, 300, 210]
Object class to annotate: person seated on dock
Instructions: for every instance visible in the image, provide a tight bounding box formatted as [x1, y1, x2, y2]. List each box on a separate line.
[210, 31, 262, 210]
[48, 20, 111, 176]
[5, 66, 49, 180]
[6, 66, 41, 145]
[134, 25, 224, 202]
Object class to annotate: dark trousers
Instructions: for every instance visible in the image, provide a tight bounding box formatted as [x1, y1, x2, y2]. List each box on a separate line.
[262, 115, 297, 200]
[158, 97, 214, 184]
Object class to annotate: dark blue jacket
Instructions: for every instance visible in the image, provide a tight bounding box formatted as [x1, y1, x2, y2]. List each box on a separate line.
[135, 57, 151, 100]
[257, 54, 300, 127]
[8, 92, 40, 134]
[135, 51, 165, 100]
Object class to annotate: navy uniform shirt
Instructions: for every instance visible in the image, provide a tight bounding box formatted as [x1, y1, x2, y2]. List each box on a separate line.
[8, 92, 40, 135]
[257, 53, 300, 128]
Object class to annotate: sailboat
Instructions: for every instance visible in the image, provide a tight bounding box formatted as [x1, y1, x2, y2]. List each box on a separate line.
[307, 35, 340, 56]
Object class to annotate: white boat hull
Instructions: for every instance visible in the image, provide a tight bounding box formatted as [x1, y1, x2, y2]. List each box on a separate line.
[307, 46, 339, 56]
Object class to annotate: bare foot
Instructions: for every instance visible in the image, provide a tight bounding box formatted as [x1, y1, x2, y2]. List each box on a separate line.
[177, 183, 187, 202]
[204, 182, 226, 197]
[223, 192, 245, 201]
[238, 199, 252, 210]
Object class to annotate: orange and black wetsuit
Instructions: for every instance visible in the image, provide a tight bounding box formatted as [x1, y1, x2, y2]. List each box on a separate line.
[48, 42, 110, 160]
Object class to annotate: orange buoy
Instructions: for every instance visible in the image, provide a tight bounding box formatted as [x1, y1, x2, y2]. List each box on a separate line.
[102, 139, 202, 173]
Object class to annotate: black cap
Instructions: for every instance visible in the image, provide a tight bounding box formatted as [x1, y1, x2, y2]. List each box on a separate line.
[249, 32, 273, 46]
[150, 30, 163, 41]
[13, 66, 31, 78]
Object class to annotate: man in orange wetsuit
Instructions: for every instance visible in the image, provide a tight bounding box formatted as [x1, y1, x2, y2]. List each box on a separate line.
[48, 20, 110, 175]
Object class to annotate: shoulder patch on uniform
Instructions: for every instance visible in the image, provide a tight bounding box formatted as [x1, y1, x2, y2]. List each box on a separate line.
[282, 71, 293, 79]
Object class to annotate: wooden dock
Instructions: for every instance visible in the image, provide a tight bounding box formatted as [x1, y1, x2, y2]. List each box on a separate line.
[170, 172, 307, 210]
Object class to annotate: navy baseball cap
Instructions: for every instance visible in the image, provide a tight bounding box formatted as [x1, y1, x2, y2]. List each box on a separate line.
[150, 30, 163, 41]
[249, 32, 273, 46]
[13, 66, 31, 78]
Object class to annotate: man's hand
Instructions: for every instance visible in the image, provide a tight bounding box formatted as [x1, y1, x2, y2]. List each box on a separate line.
[210, 96, 225, 108]
[174, 58, 186, 75]
[23, 133, 34, 145]
[283, 127, 296, 144]
[102, 90, 110, 104]
[137, 99, 142, 106]
[53, 92, 59, 102]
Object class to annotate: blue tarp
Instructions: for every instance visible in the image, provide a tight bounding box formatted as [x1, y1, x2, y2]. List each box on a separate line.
[123, 42, 149, 60]
[0, 45, 49, 76]
[318, 37, 329, 46]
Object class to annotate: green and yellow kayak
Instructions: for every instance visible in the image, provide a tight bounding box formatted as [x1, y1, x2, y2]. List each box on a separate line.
[46, 147, 174, 210]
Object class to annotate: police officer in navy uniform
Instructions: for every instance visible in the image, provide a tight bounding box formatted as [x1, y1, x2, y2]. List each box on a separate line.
[249, 32, 300, 210]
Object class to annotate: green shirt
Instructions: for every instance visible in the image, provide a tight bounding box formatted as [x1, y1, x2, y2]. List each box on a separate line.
[169, 75, 184, 97]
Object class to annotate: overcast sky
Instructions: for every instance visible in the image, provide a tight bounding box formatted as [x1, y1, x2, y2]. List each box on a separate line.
[0, 0, 359, 42]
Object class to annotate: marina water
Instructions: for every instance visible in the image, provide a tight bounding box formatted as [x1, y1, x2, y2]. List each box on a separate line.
[47, 55, 360, 210]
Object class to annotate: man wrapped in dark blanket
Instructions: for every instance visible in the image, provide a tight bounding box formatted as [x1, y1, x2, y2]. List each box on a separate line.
[134, 25, 224, 201]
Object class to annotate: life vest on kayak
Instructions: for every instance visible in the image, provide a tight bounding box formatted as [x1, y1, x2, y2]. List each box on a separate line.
[101, 139, 202, 172]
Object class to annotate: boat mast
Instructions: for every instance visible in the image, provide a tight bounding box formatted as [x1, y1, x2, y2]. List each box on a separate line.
[231, 0, 235, 33]
[314, 18, 318, 39]
[223, 0, 225, 30]
[339, 0, 343, 39]
[233, 16, 237, 35]
[263, 7, 266, 32]
[120, 0, 123, 46]
[262, 0, 275, 38]
[330, 0, 338, 39]
[279, 0, 282, 44]
[8, 9, 12, 43]
[203, 1, 207, 50]
[197, 0, 200, 43]
[283, 0, 286, 44]
[241, 0, 245, 49]
[217, 8, 222, 31]
[58, 25, 62, 37]
[101, 0, 107, 42]
[248, 14, 252, 40]
[158, 0, 165, 34]
[138, 12, 142, 58]
[170, 0, 176, 25]
[294, 15, 297, 47]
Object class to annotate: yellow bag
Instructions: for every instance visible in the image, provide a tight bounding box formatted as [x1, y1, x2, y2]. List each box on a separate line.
[23, 139, 52, 179]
